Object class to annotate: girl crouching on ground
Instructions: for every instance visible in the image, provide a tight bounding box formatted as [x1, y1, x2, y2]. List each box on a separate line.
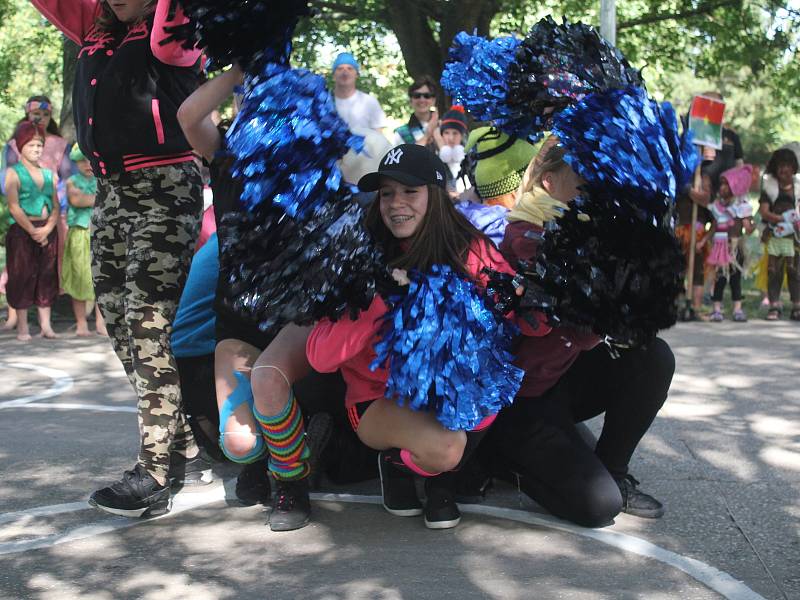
[306, 144, 548, 529]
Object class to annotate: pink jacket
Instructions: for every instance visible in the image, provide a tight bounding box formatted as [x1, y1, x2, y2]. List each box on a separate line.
[307, 240, 551, 407]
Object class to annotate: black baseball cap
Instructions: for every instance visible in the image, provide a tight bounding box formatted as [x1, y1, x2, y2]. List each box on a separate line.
[358, 144, 448, 191]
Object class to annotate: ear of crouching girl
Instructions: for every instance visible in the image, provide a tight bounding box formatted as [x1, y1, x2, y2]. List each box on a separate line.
[305, 144, 550, 529]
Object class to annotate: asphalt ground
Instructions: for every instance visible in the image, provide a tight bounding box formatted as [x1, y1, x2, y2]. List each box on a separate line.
[0, 320, 798, 600]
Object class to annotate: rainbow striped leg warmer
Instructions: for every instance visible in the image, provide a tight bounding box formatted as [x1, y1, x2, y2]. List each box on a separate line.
[253, 391, 310, 481]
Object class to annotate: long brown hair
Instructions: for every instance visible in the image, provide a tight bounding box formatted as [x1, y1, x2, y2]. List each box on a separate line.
[365, 183, 489, 278]
[96, 0, 157, 32]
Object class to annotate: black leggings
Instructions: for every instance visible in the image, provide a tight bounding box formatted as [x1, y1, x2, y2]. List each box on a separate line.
[712, 248, 744, 302]
[478, 338, 675, 527]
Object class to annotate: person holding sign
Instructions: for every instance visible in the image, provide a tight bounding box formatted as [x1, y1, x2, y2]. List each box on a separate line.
[677, 93, 728, 320]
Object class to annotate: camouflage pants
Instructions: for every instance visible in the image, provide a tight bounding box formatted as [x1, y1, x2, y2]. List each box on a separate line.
[91, 162, 202, 482]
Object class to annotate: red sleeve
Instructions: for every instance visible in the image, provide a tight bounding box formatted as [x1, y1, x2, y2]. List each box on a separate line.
[306, 295, 388, 373]
[467, 239, 552, 337]
[151, 0, 202, 66]
[500, 220, 542, 265]
[29, 0, 97, 44]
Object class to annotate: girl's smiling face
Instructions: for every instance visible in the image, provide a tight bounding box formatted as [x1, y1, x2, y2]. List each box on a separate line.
[379, 178, 429, 239]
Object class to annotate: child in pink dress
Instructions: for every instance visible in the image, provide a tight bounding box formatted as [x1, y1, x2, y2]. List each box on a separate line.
[702, 164, 755, 321]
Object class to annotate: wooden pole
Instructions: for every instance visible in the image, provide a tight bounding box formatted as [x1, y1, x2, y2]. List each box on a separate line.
[685, 160, 702, 313]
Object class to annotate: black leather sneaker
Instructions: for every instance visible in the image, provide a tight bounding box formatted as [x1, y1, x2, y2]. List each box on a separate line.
[168, 450, 214, 488]
[235, 460, 272, 506]
[424, 473, 461, 529]
[269, 477, 311, 531]
[378, 451, 423, 517]
[89, 464, 171, 518]
[616, 474, 665, 519]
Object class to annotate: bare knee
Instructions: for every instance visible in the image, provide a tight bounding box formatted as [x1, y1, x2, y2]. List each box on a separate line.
[251, 366, 291, 414]
[418, 434, 465, 472]
[221, 431, 260, 458]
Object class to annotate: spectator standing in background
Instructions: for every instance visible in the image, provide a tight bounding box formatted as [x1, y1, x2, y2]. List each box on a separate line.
[4, 122, 59, 342]
[436, 105, 469, 197]
[464, 126, 538, 209]
[62, 147, 106, 336]
[759, 148, 800, 320]
[2, 95, 73, 331]
[392, 75, 440, 151]
[331, 52, 387, 134]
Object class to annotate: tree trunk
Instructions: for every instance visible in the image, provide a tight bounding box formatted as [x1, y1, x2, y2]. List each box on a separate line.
[383, 0, 501, 110]
[60, 37, 79, 144]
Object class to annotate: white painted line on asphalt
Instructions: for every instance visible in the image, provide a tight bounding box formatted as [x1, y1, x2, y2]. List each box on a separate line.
[0, 362, 132, 413]
[0, 502, 90, 525]
[459, 502, 765, 600]
[0, 490, 766, 600]
[0, 486, 227, 556]
[11, 402, 137, 413]
[0, 362, 74, 409]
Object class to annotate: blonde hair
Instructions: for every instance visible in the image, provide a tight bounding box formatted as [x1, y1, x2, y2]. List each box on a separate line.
[517, 136, 572, 200]
[508, 136, 573, 225]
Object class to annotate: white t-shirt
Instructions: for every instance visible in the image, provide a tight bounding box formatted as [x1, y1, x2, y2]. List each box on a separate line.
[335, 90, 388, 132]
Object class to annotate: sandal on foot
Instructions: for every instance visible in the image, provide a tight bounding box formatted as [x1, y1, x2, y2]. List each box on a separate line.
[766, 308, 781, 321]
[709, 311, 724, 322]
[732, 310, 747, 322]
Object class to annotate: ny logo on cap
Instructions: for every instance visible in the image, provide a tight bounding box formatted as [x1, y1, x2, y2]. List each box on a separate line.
[384, 148, 404, 165]
[436, 171, 444, 181]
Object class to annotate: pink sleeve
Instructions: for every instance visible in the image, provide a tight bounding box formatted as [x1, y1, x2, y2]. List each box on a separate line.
[468, 240, 552, 337]
[306, 296, 388, 373]
[151, 0, 201, 67]
[29, 0, 97, 45]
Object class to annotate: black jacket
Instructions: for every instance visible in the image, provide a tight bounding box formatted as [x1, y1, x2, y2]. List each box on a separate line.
[72, 14, 201, 176]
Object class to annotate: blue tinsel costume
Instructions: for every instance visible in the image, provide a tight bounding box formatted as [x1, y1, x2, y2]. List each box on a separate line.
[442, 16, 698, 346]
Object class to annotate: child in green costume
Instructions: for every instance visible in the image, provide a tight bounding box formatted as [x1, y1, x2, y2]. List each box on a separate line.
[62, 147, 106, 336]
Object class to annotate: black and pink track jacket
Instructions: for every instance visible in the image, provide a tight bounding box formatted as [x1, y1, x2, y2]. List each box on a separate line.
[30, 0, 202, 177]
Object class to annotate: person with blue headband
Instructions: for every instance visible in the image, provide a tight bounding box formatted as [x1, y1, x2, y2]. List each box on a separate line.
[331, 51, 388, 134]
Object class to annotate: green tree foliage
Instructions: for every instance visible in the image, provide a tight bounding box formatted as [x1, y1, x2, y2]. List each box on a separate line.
[1, 0, 797, 161]
[300, 0, 800, 158]
[0, 0, 62, 143]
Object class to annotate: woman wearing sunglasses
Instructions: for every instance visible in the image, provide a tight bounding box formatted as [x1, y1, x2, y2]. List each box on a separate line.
[392, 75, 441, 151]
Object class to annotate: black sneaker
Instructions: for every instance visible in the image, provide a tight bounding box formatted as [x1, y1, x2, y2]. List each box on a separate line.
[305, 413, 335, 490]
[168, 450, 214, 488]
[269, 477, 311, 531]
[424, 474, 461, 529]
[616, 474, 665, 519]
[378, 451, 423, 517]
[235, 461, 272, 506]
[89, 464, 171, 518]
